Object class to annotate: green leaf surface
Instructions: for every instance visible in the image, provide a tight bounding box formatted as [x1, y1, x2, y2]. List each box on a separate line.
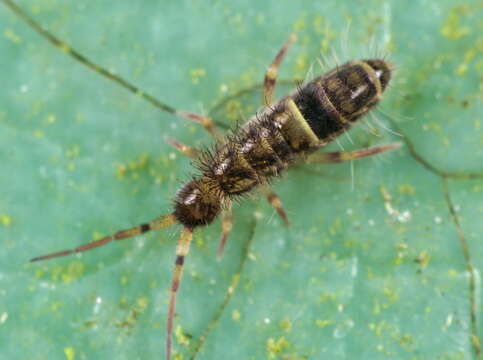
[1, 0, 481, 359]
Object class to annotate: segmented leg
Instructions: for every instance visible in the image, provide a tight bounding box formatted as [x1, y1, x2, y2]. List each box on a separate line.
[175, 110, 222, 141]
[166, 227, 193, 360]
[263, 33, 297, 106]
[261, 187, 290, 226]
[306, 143, 401, 163]
[165, 136, 200, 158]
[217, 204, 233, 261]
[30, 214, 176, 262]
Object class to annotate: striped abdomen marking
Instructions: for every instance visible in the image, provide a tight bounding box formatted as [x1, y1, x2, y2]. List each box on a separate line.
[294, 59, 391, 140]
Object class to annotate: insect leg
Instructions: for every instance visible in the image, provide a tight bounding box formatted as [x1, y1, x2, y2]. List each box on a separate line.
[263, 33, 297, 106]
[166, 227, 193, 360]
[165, 136, 200, 158]
[217, 204, 234, 261]
[306, 143, 402, 163]
[175, 110, 222, 141]
[261, 187, 290, 226]
[30, 214, 177, 262]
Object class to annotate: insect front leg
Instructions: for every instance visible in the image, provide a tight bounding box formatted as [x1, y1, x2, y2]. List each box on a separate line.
[306, 143, 402, 163]
[165, 136, 200, 158]
[175, 110, 223, 140]
[166, 227, 193, 360]
[217, 203, 234, 261]
[263, 33, 297, 106]
[261, 186, 290, 226]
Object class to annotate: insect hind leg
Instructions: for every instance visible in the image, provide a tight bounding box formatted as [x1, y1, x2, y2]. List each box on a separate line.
[306, 143, 402, 164]
[263, 33, 297, 106]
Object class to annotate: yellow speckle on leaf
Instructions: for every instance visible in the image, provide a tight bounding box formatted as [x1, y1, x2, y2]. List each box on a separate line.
[240, 68, 256, 86]
[189, 68, 206, 84]
[46, 113, 57, 124]
[397, 184, 415, 195]
[292, 13, 306, 31]
[232, 310, 241, 321]
[329, 218, 342, 236]
[266, 336, 290, 359]
[313, 15, 336, 54]
[219, 83, 229, 94]
[456, 63, 468, 76]
[136, 296, 148, 310]
[471, 334, 481, 353]
[0, 215, 12, 227]
[65, 144, 80, 158]
[194, 232, 205, 248]
[64, 347, 75, 360]
[34, 129, 44, 138]
[456, 45, 478, 77]
[319, 292, 336, 303]
[474, 120, 481, 130]
[175, 325, 191, 346]
[422, 122, 442, 133]
[66, 162, 76, 171]
[224, 99, 242, 121]
[59, 43, 71, 53]
[440, 6, 471, 40]
[120, 275, 129, 286]
[448, 269, 458, 277]
[60, 261, 85, 284]
[279, 318, 292, 332]
[116, 164, 127, 179]
[383, 285, 399, 303]
[116, 296, 149, 329]
[116, 153, 149, 180]
[92, 231, 103, 240]
[51, 301, 63, 311]
[75, 113, 85, 123]
[315, 319, 333, 328]
[369, 321, 386, 337]
[415, 250, 430, 269]
[0, 312, 9, 325]
[4, 28, 22, 44]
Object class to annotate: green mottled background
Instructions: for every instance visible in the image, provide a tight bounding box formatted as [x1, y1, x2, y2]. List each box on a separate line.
[1, 0, 481, 359]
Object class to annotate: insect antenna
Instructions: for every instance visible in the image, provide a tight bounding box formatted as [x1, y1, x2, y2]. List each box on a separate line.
[166, 226, 193, 360]
[30, 214, 177, 262]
